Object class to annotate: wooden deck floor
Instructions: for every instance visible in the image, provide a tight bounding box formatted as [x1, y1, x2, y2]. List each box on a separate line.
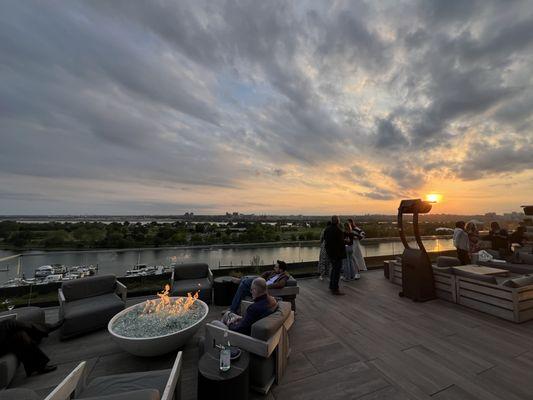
[9, 270, 533, 399]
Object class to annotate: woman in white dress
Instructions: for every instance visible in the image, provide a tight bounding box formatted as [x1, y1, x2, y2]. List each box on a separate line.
[349, 218, 367, 272]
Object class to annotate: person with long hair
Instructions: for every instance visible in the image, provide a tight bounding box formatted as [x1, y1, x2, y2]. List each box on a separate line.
[465, 221, 480, 255]
[348, 218, 367, 273]
[317, 221, 332, 281]
[342, 222, 358, 281]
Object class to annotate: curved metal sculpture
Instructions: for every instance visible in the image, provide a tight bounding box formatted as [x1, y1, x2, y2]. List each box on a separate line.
[397, 199, 436, 302]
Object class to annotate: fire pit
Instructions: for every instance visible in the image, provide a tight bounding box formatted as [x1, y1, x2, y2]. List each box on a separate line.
[108, 285, 209, 356]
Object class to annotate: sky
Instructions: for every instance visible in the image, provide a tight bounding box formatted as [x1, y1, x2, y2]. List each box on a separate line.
[1, 0, 532, 216]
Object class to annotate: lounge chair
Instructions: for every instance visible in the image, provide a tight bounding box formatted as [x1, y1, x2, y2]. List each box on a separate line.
[170, 263, 213, 304]
[204, 300, 294, 394]
[58, 275, 127, 340]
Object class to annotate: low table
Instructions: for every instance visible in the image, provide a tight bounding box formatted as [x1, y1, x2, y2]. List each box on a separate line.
[213, 276, 241, 306]
[198, 348, 249, 400]
[453, 265, 510, 277]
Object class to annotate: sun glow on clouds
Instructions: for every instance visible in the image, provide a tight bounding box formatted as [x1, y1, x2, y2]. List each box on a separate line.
[0, 1, 532, 215]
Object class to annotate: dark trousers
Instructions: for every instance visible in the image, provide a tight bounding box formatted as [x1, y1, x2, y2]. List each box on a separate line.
[329, 258, 343, 291]
[230, 277, 254, 313]
[457, 249, 471, 265]
[0, 319, 50, 376]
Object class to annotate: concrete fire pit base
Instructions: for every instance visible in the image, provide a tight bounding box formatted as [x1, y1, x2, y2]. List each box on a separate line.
[108, 297, 209, 357]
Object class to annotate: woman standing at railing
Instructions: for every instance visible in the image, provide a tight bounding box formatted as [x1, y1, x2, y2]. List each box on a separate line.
[349, 218, 367, 273]
[317, 221, 332, 281]
[342, 222, 358, 281]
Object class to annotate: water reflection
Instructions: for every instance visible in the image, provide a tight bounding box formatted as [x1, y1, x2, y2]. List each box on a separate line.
[0, 238, 453, 280]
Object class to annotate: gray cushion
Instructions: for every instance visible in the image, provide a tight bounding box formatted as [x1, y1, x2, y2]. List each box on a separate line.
[61, 293, 124, 339]
[0, 388, 39, 400]
[517, 252, 533, 265]
[79, 389, 160, 400]
[0, 354, 18, 390]
[62, 275, 117, 301]
[251, 302, 291, 341]
[0, 307, 44, 325]
[501, 275, 533, 288]
[454, 269, 497, 284]
[478, 260, 533, 275]
[79, 370, 170, 399]
[285, 275, 297, 287]
[437, 256, 461, 268]
[171, 278, 212, 303]
[173, 263, 209, 280]
[432, 265, 454, 274]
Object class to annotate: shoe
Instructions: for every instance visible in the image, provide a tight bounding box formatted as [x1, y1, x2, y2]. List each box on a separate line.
[354, 274, 361, 280]
[340, 276, 346, 281]
[46, 320, 64, 332]
[319, 275, 324, 281]
[330, 290, 346, 296]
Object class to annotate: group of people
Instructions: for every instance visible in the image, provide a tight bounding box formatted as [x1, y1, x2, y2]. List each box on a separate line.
[318, 216, 367, 295]
[453, 220, 529, 265]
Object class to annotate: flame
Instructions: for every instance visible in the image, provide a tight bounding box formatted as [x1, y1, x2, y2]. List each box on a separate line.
[142, 284, 200, 316]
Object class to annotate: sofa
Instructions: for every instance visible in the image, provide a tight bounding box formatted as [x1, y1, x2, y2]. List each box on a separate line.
[0, 352, 183, 400]
[58, 275, 126, 340]
[0, 307, 45, 389]
[388, 256, 533, 323]
[170, 263, 213, 304]
[204, 300, 294, 394]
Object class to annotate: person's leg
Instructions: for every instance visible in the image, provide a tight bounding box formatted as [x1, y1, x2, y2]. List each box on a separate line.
[329, 258, 341, 291]
[230, 277, 253, 313]
[10, 330, 50, 376]
[457, 249, 468, 265]
[353, 242, 367, 272]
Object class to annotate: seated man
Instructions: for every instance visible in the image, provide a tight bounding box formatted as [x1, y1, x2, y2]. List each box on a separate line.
[215, 277, 278, 336]
[229, 260, 289, 313]
[0, 317, 61, 377]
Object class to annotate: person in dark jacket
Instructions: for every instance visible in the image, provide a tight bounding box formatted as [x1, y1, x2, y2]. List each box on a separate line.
[229, 260, 289, 313]
[216, 278, 278, 336]
[323, 215, 347, 295]
[0, 317, 60, 377]
[484, 221, 510, 256]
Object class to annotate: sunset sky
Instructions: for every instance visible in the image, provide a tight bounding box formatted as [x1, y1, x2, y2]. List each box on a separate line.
[1, 1, 532, 215]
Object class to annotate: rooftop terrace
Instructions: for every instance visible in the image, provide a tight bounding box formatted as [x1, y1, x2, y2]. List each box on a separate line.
[9, 269, 533, 400]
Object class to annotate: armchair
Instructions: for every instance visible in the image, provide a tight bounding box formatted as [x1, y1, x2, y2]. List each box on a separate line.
[204, 300, 294, 394]
[41, 351, 183, 400]
[58, 275, 126, 340]
[170, 263, 213, 304]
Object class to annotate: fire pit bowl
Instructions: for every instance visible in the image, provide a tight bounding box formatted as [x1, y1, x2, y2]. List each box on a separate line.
[108, 296, 209, 357]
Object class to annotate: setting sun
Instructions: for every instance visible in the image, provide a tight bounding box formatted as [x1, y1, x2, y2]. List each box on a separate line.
[426, 194, 442, 203]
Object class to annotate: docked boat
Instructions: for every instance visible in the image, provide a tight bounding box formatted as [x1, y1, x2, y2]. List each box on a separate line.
[34, 265, 54, 278]
[125, 264, 158, 276]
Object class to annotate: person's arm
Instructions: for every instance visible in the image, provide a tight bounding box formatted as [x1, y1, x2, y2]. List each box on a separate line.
[230, 304, 258, 334]
[260, 271, 270, 279]
[268, 274, 288, 289]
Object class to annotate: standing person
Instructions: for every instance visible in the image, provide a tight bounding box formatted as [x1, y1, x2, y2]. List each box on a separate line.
[342, 222, 357, 281]
[348, 218, 367, 273]
[324, 216, 346, 295]
[453, 221, 470, 265]
[465, 221, 480, 256]
[317, 221, 332, 281]
[485, 222, 510, 256]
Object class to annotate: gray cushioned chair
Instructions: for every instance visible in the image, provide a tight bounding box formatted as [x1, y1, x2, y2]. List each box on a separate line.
[0, 307, 45, 389]
[205, 300, 294, 394]
[0, 387, 40, 400]
[58, 275, 126, 340]
[41, 352, 182, 400]
[268, 275, 299, 311]
[170, 263, 213, 304]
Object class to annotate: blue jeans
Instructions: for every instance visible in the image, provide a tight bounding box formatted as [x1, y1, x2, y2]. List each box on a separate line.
[230, 277, 254, 313]
[343, 245, 356, 279]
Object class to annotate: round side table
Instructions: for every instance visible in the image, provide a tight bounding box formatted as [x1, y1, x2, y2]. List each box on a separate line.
[198, 348, 249, 400]
[213, 276, 241, 306]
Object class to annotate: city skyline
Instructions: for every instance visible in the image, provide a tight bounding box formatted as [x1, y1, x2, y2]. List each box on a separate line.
[1, 1, 532, 215]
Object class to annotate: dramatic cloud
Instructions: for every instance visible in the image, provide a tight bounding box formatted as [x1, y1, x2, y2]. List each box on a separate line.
[0, 0, 532, 214]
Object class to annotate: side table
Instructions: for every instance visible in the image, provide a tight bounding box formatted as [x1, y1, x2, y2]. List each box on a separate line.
[213, 276, 241, 306]
[198, 348, 249, 400]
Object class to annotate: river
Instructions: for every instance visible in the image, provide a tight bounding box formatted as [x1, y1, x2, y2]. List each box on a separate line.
[0, 237, 453, 280]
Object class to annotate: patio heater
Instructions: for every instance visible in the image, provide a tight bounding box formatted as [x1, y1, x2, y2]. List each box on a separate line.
[397, 199, 436, 302]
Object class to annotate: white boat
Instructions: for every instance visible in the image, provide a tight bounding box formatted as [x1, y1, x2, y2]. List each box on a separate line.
[38, 274, 63, 284]
[35, 265, 54, 278]
[126, 264, 157, 276]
